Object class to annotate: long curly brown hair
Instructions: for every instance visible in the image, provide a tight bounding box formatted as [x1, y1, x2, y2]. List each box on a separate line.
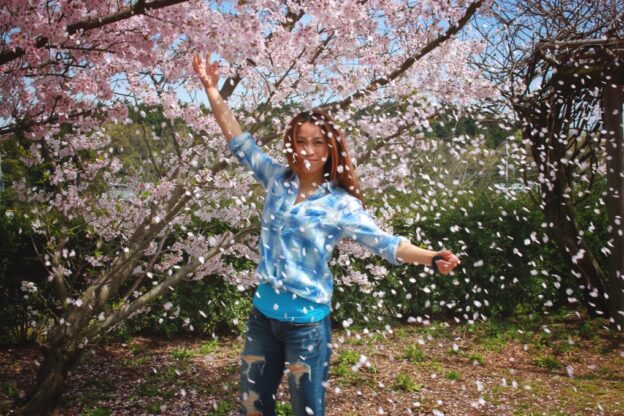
[283, 109, 364, 206]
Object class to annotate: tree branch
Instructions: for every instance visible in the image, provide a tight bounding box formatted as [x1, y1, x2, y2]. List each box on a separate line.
[83, 225, 258, 339]
[321, 0, 484, 112]
[0, 0, 189, 67]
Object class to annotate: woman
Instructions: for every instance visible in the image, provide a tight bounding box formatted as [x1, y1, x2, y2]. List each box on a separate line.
[193, 53, 459, 416]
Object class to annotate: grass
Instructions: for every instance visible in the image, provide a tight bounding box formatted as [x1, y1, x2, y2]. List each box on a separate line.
[445, 370, 460, 380]
[211, 400, 234, 415]
[402, 345, 426, 364]
[275, 401, 293, 416]
[333, 349, 359, 376]
[393, 372, 422, 392]
[197, 339, 220, 354]
[532, 355, 563, 371]
[466, 352, 485, 365]
[121, 355, 148, 368]
[5, 384, 15, 400]
[333, 348, 374, 387]
[84, 407, 112, 416]
[170, 340, 220, 360]
[170, 348, 194, 360]
[146, 402, 162, 413]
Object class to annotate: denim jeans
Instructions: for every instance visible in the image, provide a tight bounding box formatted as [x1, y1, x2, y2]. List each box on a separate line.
[239, 307, 332, 416]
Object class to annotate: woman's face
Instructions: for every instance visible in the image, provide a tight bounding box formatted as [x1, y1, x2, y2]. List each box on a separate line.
[294, 121, 329, 177]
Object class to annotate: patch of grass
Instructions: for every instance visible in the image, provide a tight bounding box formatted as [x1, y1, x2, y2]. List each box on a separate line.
[85, 378, 114, 390]
[146, 402, 161, 414]
[334, 349, 360, 376]
[532, 355, 562, 371]
[136, 383, 160, 398]
[532, 332, 553, 349]
[512, 402, 531, 415]
[426, 360, 444, 373]
[512, 408, 562, 416]
[469, 319, 541, 352]
[393, 372, 421, 392]
[84, 407, 112, 416]
[333, 349, 373, 387]
[211, 400, 234, 415]
[170, 348, 193, 360]
[220, 363, 239, 377]
[275, 401, 293, 416]
[128, 340, 143, 355]
[196, 340, 219, 355]
[3, 384, 16, 400]
[551, 339, 578, 354]
[561, 379, 623, 411]
[578, 320, 599, 340]
[596, 367, 617, 379]
[466, 353, 485, 365]
[416, 323, 450, 339]
[446, 370, 460, 380]
[447, 346, 460, 356]
[121, 355, 148, 368]
[402, 345, 426, 364]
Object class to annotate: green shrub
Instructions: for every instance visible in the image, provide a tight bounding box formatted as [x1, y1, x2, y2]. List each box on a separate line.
[0, 204, 50, 346]
[331, 186, 586, 329]
[123, 277, 252, 338]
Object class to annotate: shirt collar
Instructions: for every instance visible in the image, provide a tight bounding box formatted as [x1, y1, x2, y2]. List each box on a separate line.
[288, 169, 338, 194]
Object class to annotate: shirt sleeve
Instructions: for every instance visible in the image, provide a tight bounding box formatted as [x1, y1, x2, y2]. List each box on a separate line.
[227, 132, 285, 189]
[339, 196, 409, 265]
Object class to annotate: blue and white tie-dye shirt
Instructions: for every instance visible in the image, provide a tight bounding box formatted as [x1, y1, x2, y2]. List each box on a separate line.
[228, 132, 408, 322]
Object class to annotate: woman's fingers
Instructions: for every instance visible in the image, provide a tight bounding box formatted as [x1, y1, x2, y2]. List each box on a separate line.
[193, 57, 202, 75]
[436, 259, 449, 274]
[192, 52, 220, 88]
[435, 257, 459, 275]
[193, 54, 205, 76]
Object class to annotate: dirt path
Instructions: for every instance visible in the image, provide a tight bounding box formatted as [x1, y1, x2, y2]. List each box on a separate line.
[1, 315, 623, 415]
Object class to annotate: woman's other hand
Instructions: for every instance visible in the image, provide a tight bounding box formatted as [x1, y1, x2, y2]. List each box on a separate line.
[434, 250, 460, 275]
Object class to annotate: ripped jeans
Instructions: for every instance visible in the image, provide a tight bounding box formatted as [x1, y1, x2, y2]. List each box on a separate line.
[239, 307, 332, 416]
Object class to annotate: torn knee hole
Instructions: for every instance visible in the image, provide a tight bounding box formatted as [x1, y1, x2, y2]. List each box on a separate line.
[242, 390, 260, 415]
[288, 362, 311, 388]
[242, 354, 265, 364]
[242, 354, 266, 379]
[288, 363, 310, 374]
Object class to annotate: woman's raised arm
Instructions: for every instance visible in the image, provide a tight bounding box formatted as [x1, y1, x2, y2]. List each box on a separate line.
[192, 52, 242, 141]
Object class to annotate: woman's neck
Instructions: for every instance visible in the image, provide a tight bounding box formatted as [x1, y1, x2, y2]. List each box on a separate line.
[297, 172, 326, 190]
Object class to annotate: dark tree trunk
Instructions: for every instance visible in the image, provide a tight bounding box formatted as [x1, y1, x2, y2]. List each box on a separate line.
[18, 326, 85, 416]
[542, 176, 610, 317]
[603, 75, 624, 329]
[519, 95, 610, 318]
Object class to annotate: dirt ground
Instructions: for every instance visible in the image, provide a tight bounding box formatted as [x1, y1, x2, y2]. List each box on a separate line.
[1, 314, 623, 415]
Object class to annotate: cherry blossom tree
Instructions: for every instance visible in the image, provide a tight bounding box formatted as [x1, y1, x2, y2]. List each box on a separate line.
[1, 0, 492, 414]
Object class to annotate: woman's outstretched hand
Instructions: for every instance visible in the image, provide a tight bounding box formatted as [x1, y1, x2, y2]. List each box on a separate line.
[434, 250, 460, 275]
[193, 52, 219, 90]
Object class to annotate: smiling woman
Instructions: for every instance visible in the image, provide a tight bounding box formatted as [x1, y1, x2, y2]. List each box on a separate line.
[192, 53, 460, 416]
[284, 110, 362, 207]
